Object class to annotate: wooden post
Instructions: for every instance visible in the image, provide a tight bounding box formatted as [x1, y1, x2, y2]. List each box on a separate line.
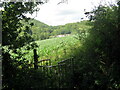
[33, 49, 38, 70]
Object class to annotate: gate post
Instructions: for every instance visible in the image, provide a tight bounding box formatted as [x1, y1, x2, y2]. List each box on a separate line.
[33, 49, 38, 69]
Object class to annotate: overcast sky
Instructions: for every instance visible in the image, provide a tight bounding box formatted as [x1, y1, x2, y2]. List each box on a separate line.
[26, 0, 116, 26]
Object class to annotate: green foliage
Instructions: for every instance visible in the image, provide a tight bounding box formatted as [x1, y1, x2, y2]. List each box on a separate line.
[12, 35, 80, 66]
[73, 2, 120, 89]
[2, 2, 43, 89]
[3, 1, 120, 89]
[23, 19, 92, 41]
[2, 2, 40, 48]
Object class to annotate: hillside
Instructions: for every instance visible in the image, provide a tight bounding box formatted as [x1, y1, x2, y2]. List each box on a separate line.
[29, 19, 49, 28]
[24, 19, 92, 41]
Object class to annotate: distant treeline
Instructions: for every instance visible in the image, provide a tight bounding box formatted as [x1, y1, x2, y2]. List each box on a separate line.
[22, 19, 92, 40]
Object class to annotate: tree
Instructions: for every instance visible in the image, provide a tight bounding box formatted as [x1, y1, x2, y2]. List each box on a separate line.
[73, 2, 120, 89]
[2, 0, 70, 89]
[2, 2, 42, 48]
[2, 2, 43, 89]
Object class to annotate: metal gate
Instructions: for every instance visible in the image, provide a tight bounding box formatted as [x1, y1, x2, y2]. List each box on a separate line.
[37, 58, 74, 88]
[33, 49, 75, 88]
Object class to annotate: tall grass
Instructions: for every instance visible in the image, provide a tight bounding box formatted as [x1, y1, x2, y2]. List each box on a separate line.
[22, 35, 80, 65]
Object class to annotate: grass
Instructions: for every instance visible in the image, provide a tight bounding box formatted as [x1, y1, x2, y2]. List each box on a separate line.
[13, 35, 80, 66]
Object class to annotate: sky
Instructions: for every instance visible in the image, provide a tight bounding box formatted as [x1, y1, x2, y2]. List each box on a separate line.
[26, 0, 116, 26]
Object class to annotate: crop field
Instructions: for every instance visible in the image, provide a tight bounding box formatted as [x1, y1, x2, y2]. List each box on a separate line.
[19, 35, 80, 65]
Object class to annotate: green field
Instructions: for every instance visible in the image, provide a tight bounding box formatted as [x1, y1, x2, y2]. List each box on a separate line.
[18, 35, 80, 65]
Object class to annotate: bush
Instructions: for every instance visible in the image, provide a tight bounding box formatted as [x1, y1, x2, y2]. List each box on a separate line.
[73, 2, 120, 89]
